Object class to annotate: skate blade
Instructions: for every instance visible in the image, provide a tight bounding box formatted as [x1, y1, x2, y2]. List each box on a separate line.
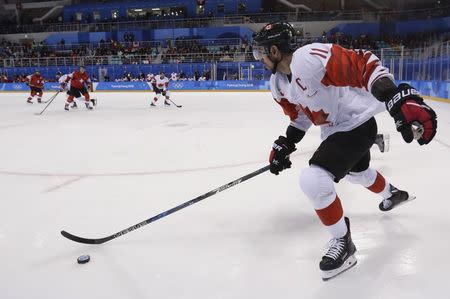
[321, 255, 357, 281]
[394, 195, 416, 209]
[380, 195, 416, 211]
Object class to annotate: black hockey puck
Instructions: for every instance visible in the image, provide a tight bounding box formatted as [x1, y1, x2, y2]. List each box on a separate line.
[77, 254, 90, 264]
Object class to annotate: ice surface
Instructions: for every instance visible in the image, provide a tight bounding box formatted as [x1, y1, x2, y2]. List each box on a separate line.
[0, 91, 449, 299]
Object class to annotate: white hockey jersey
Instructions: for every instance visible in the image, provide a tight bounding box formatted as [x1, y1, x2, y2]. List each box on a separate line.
[270, 72, 312, 132]
[283, 43, 389, 140]
[147, 73, 155, 83]
[58, 74, 70, 89]
[154, 75, 169, 90]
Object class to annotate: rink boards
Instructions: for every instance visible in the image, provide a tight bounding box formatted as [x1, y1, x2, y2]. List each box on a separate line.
[1, 80, 450, 100]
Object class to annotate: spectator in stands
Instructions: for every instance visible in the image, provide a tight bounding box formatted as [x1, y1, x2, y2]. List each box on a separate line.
[179, 71, 187, 80]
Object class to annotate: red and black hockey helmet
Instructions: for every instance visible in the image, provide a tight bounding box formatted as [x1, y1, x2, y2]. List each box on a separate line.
[252, 21, 297, 57]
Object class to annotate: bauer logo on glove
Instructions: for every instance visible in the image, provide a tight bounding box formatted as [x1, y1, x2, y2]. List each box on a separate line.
[386, 88, 420, 111]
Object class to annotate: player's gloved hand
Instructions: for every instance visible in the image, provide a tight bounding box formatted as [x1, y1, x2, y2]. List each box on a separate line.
[60, 83, 67, 91]
[269, 136, 296, 175]
[385, 83, 437, 145]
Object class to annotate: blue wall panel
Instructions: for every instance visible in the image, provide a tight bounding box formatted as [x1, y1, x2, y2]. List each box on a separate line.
[330, 17, 450, 37]
[63, 0, 262, 21]
[45, 26, 249, 44]
[1, 80, 449, 97]
[78, 32, 90, 44]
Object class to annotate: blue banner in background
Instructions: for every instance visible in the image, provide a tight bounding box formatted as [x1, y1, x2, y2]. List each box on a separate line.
[0, 82, 61, 91]
[95, 81, 151, 91]
[0, 83, 28, 91]
[45, 82, 61, 91]
[0, 81, 449, 99]
[396, 80, 450, 100]
[168, 80, 270, 91]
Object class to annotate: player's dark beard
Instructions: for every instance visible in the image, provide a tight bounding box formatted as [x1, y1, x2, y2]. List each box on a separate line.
[271, 62, 278, 74]
[269, 55, 281, 75]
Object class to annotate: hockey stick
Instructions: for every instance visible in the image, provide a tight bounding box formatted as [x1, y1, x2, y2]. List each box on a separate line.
[35, 91, 60, 115]
[42, 90, 60, 103]
[169, 99, 182, 108]
[61, 165, 270, 244]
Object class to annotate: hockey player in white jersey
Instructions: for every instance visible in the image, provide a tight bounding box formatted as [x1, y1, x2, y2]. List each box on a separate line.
[150, 72, 171, 107]
[58, 73, 78, 109]
[252, 22, 437, 280]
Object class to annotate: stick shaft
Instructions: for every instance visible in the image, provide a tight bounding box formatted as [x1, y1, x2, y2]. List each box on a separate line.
[169, 99, 182, 107]
[37, 91, 60, 115]
[61, 165, 270, 244]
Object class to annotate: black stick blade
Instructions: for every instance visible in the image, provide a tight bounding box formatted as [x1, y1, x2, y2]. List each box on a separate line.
[61, 230, 112, 244]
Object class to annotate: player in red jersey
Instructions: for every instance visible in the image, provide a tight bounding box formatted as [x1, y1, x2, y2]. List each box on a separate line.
[63, 66, 96, 111]
[26, 70, 45, 104]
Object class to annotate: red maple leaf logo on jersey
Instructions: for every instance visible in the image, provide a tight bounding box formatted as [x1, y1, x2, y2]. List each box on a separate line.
[298, 105, 330, 125]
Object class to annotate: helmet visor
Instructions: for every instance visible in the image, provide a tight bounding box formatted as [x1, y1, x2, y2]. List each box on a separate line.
[252, 45, 268, 61]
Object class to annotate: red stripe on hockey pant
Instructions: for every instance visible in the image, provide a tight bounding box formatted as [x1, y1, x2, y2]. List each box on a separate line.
[367, 171, 386, 193]
[315, 196, 344, 226]
[67, 95, 74, 102]
[83, 93, 90, 100]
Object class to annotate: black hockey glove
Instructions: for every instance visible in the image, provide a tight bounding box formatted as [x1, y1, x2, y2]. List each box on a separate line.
[269, 136, 296, 175]
[385, 83, 437, 145]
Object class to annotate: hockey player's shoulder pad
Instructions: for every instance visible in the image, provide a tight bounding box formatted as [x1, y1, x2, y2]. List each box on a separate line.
[291, 43, 330, 90]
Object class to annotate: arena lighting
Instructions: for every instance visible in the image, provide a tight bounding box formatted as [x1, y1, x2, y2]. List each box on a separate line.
[151, 8, 160, 11]
[134, 9, 143, 12]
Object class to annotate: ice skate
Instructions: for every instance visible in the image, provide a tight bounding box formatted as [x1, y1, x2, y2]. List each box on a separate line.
[375, 134, 389, 153]
[71, 101, 78, 109]
[150, 102, 156, 107]
[90, 99, 97, 106]
[320, 217, 357, 281]
[164, 100, 171, 106]
[379, 185, 415, 211]
[37, 98, 42, 103]
[64, 103, 70, 111]
[85, 101, 93, 110]
[27, 98, 33, 104]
